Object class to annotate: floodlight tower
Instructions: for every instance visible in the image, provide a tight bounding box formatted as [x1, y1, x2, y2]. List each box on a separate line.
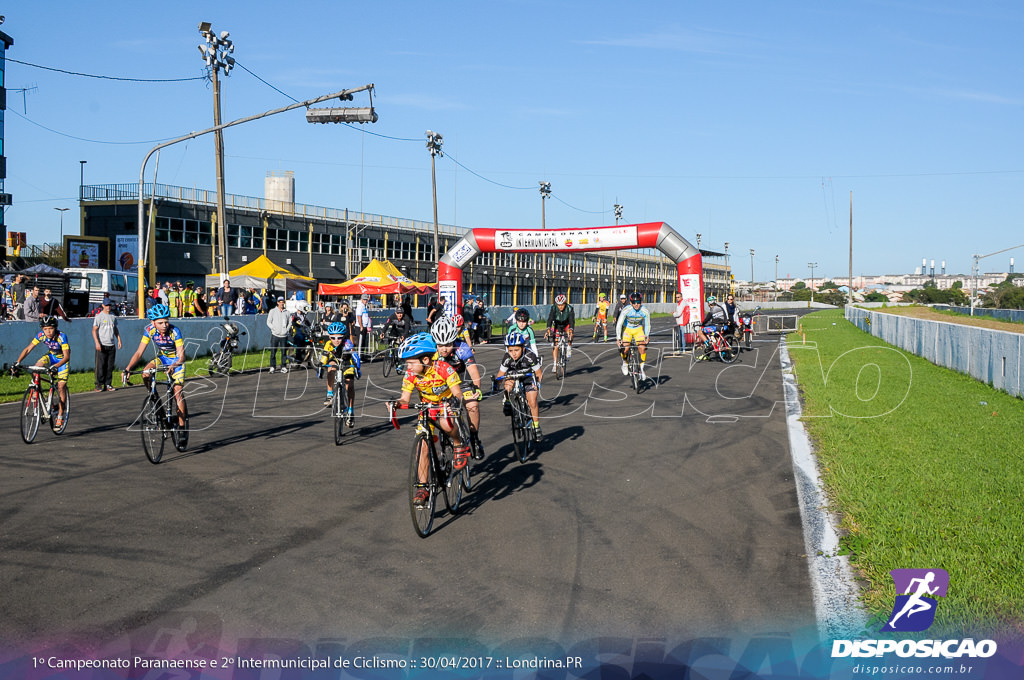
[198, 21, 234, 278]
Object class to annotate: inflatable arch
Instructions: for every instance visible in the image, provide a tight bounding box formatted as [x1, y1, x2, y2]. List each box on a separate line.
[438, 221, 704, 320]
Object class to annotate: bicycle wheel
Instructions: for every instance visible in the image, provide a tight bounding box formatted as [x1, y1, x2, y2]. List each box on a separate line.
[628, 346, 641, 393]
[512, 391, 531, 463]
[719, 336, 738, 364]
[438, 433, 462, 514]
[409, 436, 436, 538]
[333, 389, 345, 446]
[141, 396, 165, 464]
[49, 388, 70, 435]
[382, 348, 394, 377]
[170, 394, 189, 452]
[20, 387, 41, 444]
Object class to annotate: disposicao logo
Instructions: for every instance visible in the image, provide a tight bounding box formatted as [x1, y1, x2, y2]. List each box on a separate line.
[831, 568, 998, 659]
[883, 568, 949, 632]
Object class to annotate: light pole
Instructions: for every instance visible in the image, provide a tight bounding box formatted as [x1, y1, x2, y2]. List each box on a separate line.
[198, 21, 235, 279]
[79, 161, 87, 200]
[749, 248, 755, 300]
[426, 130, 443, 270]
[775, 254, 779, 301]
[611, 203, 623, 300]
[540, 181, 551, 304]
[808, 262, 818, 306]
[54, 208, 69, 258]
[724, 241, 729, 298]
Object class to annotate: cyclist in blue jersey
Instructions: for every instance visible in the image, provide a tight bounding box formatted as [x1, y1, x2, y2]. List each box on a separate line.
[511, 307, 540, 357]
[615, 292, 651, 381]
[320, 321, 361, 424]
[122, 303, 187, 428]
[14, 315, 72, 428]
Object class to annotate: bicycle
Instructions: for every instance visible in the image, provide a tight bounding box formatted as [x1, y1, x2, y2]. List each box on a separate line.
[499, 370, 535, 463]
[387, 400, 469, 538]
[125, 367, 189, 464]
[378, 331, 403, 377]
[592, 317, 607, 342]
[316, 348, 357, 444]
[625, 339, 644, 393]
[11, 365, 70, 444]
[698, 325, 738, 364]
[551, 330, 570, 381]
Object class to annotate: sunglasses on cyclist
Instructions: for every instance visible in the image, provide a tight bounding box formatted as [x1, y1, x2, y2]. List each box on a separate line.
[329, 335, 345, 341]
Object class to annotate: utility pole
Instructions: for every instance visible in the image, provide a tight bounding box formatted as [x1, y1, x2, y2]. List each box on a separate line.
[199, 22, 234, 280]
[540, 181, 551, 305]
[808, 262, 818, 307]
[775, 254, 779, 301]
[426, 130, 443, 270]
[749, 248, 755, 301]
[849, 190, 854, 306]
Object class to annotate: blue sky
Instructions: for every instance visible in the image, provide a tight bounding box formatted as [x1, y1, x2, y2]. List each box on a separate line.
[3, 0, 1022, 280]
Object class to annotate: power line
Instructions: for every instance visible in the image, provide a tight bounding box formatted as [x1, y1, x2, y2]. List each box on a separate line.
[444, 154, 534, 190]
[6, 57, 204, 82]
[551, 193, 609, 214]
[10, 109, 181, 145]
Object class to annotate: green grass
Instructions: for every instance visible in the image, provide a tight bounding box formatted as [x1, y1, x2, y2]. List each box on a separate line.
[788, 309, 1024, 637]
[930, 307, 1024, 325]
[0, 349, 272, 405]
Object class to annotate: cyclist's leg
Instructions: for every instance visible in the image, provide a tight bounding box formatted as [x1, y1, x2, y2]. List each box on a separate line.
[325, 364, 337, 404]
[343, 370, 356, 414]
[525, 385, 540, 424]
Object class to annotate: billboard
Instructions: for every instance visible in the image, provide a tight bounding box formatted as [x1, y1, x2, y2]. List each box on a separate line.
[115, 235, 138, 273]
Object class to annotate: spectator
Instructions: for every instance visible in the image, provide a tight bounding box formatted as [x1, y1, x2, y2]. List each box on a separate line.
[266, 297, 291, 373]
[158, 282, 170, 307]
[40, 288, 71, 322]
[672, 293, 691, 353]
[425, 296, 444, 327]
[11, 274, 27, 320]
[24, 285, 42, 323]
[92, 298, 122, 391]
[193, 287, 209, 317]
[400, 294, 413, 321]
[168, 282, 182, 318]
[337, 302, 356, 343]
[217, 279, 238, 317]
[355, 295, 372, 352]
[181, 281, 197, 317]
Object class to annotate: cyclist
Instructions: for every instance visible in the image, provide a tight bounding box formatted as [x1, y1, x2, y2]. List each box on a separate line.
[121, 303, 187, 431]
[451, 312, 474, 346]
[615, 292, 651, 381]
[544, 293, 575, 374]
[14, 315, 71, 429]
[611, 293, 628, 329]
[379, 306, 413, 347]
[695, 294, 730, 350]
[431, 316, 485, 459]
[320, 321, 361, 426]
[495, 329, 544, 441]
[510, 307, 539, 357]
[393, 332, 469, 507]
[593, 292, 610, 342]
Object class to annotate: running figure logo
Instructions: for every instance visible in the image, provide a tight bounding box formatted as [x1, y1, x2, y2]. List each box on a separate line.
[882, 568, 949, 632]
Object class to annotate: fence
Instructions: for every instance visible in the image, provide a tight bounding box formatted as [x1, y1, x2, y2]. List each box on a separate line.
[932, 305, 1024, 325]
[846, 307, 1023, 398]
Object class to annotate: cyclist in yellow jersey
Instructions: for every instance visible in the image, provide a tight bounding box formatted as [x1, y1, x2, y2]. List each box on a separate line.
[122, 303, 187, 428]
[320, 321, 361, 426]
[392, 332, 468, 507]
[14, 315, 71, 428]
[593, 292, 610, 342]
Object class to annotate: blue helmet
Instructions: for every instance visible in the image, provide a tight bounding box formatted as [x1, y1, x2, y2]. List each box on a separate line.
[147, 303, 170, 320]
[327, 321, 347, 336]
[398, 332, 437, 359]
[504, 329, 528, 347]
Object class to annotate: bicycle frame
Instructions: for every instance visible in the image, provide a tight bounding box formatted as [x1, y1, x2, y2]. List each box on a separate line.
[15, 365, 66, 443]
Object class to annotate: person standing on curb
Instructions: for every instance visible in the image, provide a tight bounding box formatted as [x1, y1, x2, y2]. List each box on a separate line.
[672, 292, 691, 354]
[266, 297, 291, 373]
[92, 298, 122, 391]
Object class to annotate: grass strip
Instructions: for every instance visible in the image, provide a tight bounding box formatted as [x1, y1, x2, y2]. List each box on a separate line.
[787, 309, 1024, 638]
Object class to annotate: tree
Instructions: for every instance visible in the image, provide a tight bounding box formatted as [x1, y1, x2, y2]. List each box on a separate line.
[865, 292, 888, 303]
[820, 280, 839, 291]
[792, 281, 807, 290]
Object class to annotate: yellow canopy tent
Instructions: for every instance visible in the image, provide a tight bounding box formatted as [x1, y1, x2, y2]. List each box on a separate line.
[204, 255, 316, 293]
[317, 259, 436, 296]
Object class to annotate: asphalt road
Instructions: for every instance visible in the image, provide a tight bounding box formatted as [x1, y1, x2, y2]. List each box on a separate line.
[0, 316, 818, 660]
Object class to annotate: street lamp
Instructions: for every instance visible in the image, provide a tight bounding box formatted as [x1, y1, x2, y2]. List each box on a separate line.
[724, 241, 730, 297]
[540, 181, 551, 304]
[79, 160, 87, 201]
[612, 203, 622, 299]
[54, 208, 69, 252]
[426, 130, 443, 269]
[749, 248, 755, 300]
[198, 21, 235, 278]
[808, 262, 818, 305]
[775, 254, 780, 301]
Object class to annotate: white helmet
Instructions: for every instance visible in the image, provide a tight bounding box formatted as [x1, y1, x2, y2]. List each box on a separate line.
[430, 316, 460, 344]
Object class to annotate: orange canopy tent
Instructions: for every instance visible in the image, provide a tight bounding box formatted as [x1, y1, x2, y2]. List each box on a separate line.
[317, 259, 436, 296]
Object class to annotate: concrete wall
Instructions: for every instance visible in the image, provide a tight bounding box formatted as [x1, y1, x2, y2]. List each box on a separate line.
[846, 307, 1023, 398]
[932, 305, 1024, 324]
[1, 316, 273, 373]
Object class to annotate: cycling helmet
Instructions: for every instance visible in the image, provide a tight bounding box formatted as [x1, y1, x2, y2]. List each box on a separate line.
[629, 292, 643, 304]
[399, 332, 437, 359]
[430, 316, 460, 345]
[40, 315, 59, 328]
[514, 308, 530, 322]
[505, 330, 528, 347]
[327, 321, 347, 336]
[554, 294, 567, 305]
[706, 295, 717, 304]
[598, 293, 607, 300]
[451, 312, 465, 327]
[147, 303, 170, 320]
